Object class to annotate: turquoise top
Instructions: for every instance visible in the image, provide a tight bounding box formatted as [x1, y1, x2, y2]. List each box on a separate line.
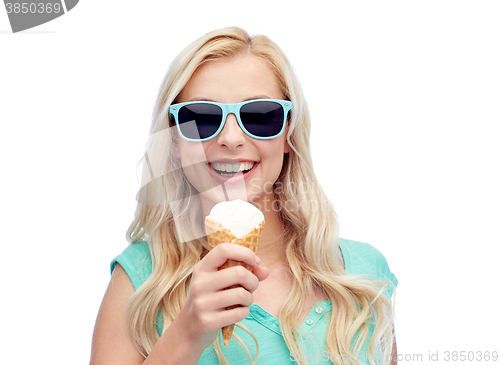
[111, 238, 397, 364]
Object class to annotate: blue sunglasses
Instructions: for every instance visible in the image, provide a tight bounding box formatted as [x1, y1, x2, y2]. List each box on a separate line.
[169, 99, 292, 142]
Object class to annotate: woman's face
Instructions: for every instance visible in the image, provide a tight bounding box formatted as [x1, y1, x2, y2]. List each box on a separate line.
[174, 53, 290, 213]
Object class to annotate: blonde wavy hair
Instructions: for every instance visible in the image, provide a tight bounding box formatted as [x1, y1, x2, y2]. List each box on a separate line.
[125, 27, 395, 365]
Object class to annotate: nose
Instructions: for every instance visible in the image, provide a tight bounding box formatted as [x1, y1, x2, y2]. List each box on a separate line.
[216, 112, 246, 149]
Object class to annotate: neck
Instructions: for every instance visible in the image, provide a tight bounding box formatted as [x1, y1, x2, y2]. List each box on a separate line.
[256, 203, 287, 267]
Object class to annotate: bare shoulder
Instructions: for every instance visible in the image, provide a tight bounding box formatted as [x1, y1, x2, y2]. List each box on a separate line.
[90, 263, 144, 365]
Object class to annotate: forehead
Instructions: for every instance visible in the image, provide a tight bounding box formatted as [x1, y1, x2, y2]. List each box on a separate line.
[177, 54, 284, 103]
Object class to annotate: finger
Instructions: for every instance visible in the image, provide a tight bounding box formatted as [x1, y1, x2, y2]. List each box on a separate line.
[190, 287, 252, 318]
[190, 265, 260, 296]
[199, 242, 260, 271]
[214, 265, 260, 293]
[217, 306, 251, 328]
[194, 305, 250, 333]
[252, 266, 270, 282]
[216, 286, 254, 309]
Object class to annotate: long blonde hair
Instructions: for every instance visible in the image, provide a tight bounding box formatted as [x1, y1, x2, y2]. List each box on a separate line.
[126, 27, 394, 365]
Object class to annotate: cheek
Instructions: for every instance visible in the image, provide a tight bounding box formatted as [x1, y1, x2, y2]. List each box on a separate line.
[178, 141, 208, 165]
[178, 141, 216, 193]
[261, 142, 286, 176]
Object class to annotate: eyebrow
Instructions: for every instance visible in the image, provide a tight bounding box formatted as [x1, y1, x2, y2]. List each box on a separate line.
[188, 95, 273, 102]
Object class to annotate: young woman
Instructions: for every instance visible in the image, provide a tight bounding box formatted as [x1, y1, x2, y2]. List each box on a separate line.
[90, 27, 398, 365]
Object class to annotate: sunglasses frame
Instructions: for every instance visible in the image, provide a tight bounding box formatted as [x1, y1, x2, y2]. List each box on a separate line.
[169, 99, 292, 142]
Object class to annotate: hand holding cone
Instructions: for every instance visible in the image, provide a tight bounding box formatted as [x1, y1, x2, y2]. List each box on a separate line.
[204, 200, 265, 347]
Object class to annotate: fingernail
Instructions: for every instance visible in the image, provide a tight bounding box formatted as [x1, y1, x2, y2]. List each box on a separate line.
[255, 255, 261, 265]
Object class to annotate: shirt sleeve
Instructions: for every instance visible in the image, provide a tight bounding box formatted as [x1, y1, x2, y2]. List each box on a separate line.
[339, 238, 398, 299]
[110, 241, 153, 290]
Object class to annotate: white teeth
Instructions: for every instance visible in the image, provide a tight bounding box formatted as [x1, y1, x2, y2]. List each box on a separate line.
[211, 162, 255, 173]
[243, 162, 255, 171]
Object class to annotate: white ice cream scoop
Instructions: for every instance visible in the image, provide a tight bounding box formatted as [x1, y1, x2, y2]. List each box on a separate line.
[206, 199, 264, 238]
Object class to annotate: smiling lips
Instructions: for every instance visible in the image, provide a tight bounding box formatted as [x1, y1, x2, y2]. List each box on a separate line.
[209, 160, 257, 178]
[212, 161, 254, 175]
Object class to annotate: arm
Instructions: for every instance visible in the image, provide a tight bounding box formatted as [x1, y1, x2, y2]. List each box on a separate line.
[90, 264, 207, 365]
[90, 263, 147, 365]
[390, 328, 397, 365]
[90, 244, 269, 365]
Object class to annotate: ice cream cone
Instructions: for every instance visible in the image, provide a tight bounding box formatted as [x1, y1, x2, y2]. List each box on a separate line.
[205, 217, 265, 346]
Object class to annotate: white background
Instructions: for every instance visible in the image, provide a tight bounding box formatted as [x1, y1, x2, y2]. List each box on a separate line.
[1, 1, 499, 364]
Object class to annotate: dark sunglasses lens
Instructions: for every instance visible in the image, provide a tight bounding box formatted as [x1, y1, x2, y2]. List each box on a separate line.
[178, 103, 223, 140]
[240, 101, 284, 137]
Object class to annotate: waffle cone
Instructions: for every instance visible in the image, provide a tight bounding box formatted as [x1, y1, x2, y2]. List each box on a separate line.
[205, 217, 264, 346]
